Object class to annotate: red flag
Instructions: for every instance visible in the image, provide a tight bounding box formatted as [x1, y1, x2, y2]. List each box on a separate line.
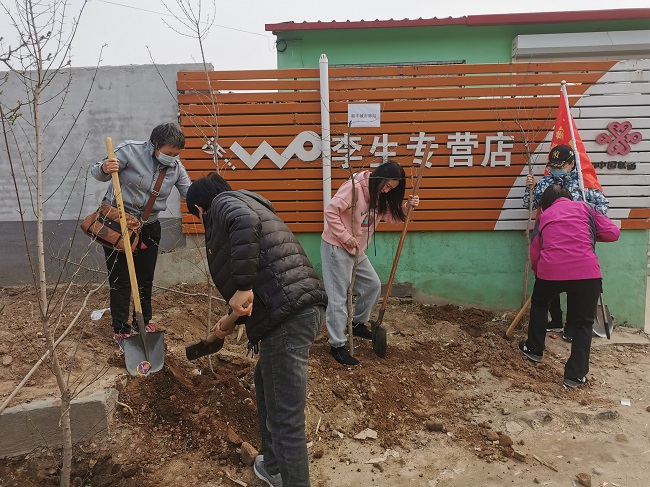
[551, 88, 603, 191]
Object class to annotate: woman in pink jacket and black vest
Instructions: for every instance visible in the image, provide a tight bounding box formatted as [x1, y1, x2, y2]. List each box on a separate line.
[321, 161, 419, 366]
[519, 184, 620, 388]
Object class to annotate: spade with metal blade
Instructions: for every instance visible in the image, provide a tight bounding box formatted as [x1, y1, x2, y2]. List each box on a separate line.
[106, 137, 165, 376]
[370, 145, 430, 358]
[185, 311, 241, 361]
[593, 292, 614, 339]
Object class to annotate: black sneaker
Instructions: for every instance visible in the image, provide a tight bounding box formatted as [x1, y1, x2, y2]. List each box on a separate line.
[518, 341, 543, 362]
[330, 346, 360, 366]
[352, 322, 373, 340]
[564, 376, 587, 388]
[546, 321, 563, 333]
[562, 331, 573, 342]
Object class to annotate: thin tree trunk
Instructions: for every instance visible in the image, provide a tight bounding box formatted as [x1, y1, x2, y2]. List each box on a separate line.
[29, 9, 72, 483]
[522, 142, 535, 306]
[347, 252, 359, 356]
[207, 282, 214, 373]
[35, 86, 72, 487]
[345, 123, 357, 356]
[523, 186, 534, 306]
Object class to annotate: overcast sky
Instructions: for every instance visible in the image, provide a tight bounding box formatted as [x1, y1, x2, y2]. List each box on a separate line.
[1, 0, 649, 70]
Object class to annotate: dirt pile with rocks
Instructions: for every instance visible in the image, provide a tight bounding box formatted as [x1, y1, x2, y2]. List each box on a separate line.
[1, 284, 649, 486]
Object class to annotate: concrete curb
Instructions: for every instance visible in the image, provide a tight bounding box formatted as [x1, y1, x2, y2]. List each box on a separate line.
[0, 387, 118, 458]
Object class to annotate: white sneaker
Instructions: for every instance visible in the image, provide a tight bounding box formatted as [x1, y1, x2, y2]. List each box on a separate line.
[253, 455, 282, 487]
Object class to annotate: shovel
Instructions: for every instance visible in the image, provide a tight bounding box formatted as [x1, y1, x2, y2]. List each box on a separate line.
[370, 148, 429, 358]
[185, 312, 240, 361]
[185, 302, 249, 360]
[106, 137, 165, 376]
[593, 292, 613, 339]
[506, 296, 531, 338]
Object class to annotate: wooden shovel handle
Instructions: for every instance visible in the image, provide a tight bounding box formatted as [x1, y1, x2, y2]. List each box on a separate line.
[204, 312, 239, 343]
[106, 137, 143, 314]
[204, 301, 250, 343]
[377, 142, 431, 320]
[506, 295, 532, 337]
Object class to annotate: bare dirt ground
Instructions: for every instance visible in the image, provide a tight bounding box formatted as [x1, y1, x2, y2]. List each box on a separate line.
[1, 283, 650, 487]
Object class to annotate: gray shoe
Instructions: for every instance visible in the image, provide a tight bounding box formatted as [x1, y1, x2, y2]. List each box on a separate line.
[564, 376, 587, 388]
[253, 455, 282, 487]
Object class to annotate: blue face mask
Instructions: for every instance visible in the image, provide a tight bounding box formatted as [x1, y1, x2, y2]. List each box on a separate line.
[550, 169, 567, 178]
[157, 152, 179, 167]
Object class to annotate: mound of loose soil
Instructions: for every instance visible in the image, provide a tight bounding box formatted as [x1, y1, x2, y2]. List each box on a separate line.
[1, 284, 649, 486]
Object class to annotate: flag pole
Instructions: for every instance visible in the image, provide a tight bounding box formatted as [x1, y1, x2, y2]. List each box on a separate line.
[561, 80, 586, 201]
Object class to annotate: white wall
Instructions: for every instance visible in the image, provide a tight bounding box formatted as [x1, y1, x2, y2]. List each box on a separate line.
[0, 64, 206, 284]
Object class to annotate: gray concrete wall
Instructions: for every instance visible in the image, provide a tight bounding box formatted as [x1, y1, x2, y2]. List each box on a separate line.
[0, 64, 207, 285]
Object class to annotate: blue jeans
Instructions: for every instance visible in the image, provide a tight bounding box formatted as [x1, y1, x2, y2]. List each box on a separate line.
[254, 305, 323, 487]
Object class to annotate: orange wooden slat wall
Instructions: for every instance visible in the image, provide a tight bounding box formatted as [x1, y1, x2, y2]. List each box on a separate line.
[177, 60, 620, 234]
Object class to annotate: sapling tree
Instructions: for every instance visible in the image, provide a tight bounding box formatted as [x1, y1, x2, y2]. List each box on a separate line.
[491, 82, 554, 305]
[0, 1, 94, 485]
[161, 0, 221, 173]
[151, 0, 228, 371]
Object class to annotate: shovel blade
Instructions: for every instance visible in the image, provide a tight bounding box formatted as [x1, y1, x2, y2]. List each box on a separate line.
[593, 304, 614, 339]
[370, 320, 387, 358]
[185, 337, 225, 361]
[123, 331, 165, 376]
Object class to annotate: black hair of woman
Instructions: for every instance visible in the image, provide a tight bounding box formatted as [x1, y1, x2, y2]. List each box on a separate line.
[541, 184, 573, 211]
[150, 123, 186, 150]
[368, 161, 407, 222]
[185, 172, 233, 217]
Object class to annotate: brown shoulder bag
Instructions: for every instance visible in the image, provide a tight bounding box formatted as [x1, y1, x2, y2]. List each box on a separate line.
[80, 167, 167, 253]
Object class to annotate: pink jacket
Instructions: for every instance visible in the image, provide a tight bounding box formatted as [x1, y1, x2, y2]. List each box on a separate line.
[322, 171, 405, 254]
[530, 198, 620, 281]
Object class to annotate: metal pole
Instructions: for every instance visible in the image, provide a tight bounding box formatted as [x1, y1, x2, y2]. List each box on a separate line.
[561, 80, 586, 200]
[320, 54, 332, 217]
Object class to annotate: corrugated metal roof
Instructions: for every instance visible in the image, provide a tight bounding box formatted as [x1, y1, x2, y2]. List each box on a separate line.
[265, 8, 650, 33]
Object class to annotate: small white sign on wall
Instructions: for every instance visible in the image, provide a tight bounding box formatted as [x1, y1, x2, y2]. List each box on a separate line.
[348, 103, 381, 128]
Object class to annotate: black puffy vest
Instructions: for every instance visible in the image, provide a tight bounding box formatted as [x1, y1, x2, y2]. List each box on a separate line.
[204, 190, 327, 344]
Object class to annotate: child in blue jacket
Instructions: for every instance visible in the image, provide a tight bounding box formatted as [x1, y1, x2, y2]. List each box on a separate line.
[523, 145, 609, 340]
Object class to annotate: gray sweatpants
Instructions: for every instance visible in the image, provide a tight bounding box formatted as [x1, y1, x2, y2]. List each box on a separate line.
[320, 240, 381, 348]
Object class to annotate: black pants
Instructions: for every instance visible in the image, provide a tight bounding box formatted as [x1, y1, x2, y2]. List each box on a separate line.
[104, 221, 161, 334]
[526, 277, 601, 379]
[549, 294, 562, 324]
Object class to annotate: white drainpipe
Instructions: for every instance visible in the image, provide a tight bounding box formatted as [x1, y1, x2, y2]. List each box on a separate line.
[319, 54, 332, 217]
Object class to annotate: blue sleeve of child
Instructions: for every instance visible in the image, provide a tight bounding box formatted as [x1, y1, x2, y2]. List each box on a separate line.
[585, 189, 610, 215]
[523, 177, 548, 210]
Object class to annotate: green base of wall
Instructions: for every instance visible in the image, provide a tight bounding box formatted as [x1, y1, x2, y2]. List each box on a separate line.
[296, 230, 648, 328]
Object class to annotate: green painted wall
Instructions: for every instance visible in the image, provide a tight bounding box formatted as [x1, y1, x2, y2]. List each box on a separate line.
[281, 18, 650, 327]
[276, 20, 650, 67]
[297, 230, 647, 327]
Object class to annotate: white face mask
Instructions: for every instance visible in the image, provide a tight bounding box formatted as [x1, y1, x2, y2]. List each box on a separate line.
[157, 152, 179, 167]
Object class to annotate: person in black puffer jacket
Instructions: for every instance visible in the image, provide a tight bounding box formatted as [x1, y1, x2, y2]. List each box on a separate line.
[186, 173, 327, 487]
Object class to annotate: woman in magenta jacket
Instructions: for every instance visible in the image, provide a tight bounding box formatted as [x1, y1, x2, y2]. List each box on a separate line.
[518, 184, 620, 388]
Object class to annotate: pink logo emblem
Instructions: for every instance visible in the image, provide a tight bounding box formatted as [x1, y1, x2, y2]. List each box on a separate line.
[596, 121, 642, 156]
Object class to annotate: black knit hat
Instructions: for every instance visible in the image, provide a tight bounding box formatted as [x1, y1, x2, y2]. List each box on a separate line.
[547, 144, 575, 168]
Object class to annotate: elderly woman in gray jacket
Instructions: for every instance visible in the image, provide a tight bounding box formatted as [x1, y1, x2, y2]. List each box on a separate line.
[91, 123, 191, 350]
